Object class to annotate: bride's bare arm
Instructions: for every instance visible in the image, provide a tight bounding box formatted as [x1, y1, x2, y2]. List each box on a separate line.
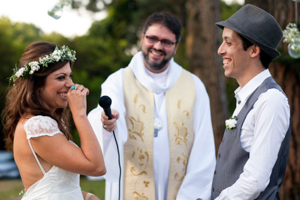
[30, 85, 106, 176]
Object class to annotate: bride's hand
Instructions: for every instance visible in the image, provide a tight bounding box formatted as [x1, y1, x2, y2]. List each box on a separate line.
[67, 84, 89, 116]
[88, 194, 100, 200]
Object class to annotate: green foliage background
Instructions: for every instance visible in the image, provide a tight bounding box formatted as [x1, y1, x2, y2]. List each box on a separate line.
[1, 1, 299, 198]
[0, 1, 241, 148]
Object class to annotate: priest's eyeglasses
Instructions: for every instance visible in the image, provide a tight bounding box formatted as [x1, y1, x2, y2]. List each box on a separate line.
[145, 35, 176, 48]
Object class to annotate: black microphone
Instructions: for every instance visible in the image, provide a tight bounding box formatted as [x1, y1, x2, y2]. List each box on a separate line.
[99, 95, 113, 120]
[99, 95, 121, 200]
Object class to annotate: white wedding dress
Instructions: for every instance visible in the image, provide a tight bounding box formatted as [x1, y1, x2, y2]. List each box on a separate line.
[21, 115, 83, 200]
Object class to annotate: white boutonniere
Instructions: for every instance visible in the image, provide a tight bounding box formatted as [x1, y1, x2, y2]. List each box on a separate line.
[225, 116, 237, 130]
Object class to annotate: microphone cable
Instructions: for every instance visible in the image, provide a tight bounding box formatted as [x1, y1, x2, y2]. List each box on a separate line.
[99, 96, 121, 200]
[112, 130, 121, 200]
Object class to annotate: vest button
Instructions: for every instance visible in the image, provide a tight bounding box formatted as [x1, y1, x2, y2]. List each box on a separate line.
[218, 154, 221, 158]
[212, 188, 215, 192]
[214, 170, 216, 174]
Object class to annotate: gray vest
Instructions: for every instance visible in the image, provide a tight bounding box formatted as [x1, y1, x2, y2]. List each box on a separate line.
[211, 77, 291, 200]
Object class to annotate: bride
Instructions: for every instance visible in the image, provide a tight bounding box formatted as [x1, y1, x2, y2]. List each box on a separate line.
[2, 41, 106, 200]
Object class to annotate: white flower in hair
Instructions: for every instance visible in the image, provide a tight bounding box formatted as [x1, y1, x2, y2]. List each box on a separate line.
[9, 45, 76, 83]
[15, 68, 25, 77]
[67, 51, 73, 58]
[39, 55, 49, 65]
[52, 50, 61, 62]
[29, 61, 40, 74]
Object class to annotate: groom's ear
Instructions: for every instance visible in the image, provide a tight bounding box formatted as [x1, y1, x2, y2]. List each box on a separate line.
[250, 45, 261, 58]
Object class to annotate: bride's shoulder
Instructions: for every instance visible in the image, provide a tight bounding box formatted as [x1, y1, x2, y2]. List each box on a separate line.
[25, 115, 56, 124]
[22, 115, 60, 139]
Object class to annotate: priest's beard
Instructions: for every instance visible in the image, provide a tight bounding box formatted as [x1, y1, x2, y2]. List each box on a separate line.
[142, 48, 175, 71]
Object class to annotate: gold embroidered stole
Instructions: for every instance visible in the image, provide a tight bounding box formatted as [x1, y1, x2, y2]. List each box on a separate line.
[123, 66, 196, 200]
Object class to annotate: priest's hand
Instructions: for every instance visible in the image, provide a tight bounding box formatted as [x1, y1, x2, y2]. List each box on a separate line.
[101, 109, 119, 132]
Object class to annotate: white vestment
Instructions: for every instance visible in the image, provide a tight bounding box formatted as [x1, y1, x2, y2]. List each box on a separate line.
[88, 51, 216, 200]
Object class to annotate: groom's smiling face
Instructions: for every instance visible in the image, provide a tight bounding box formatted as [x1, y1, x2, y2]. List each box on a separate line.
[218, 27, 253, 81]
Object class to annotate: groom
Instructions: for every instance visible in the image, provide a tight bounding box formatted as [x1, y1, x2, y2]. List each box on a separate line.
[211, 4, 291, 200]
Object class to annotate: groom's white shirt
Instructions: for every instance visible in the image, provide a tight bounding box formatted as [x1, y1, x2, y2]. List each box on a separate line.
[216, 69, 290, 200]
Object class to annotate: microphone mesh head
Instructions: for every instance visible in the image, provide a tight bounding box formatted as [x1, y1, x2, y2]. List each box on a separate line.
[99, 96, 112, 109]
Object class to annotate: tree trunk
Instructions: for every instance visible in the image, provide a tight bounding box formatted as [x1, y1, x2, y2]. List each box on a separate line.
[185, 0, 228, 151]
[245, 1, 300, 199]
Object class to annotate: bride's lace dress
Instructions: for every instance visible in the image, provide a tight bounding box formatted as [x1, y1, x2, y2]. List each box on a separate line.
[21, 115, 83, 200]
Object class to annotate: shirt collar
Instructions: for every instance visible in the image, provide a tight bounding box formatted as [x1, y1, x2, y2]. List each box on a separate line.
[234, 69, 271, 105]
[129, 51, 182, 94]
[146, 66, 169, 85]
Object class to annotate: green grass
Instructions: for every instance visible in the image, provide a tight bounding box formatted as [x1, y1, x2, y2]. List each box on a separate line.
[0, 179, 23, 200]
[0, 176, 105, 200]
[80, 176, 105, 200]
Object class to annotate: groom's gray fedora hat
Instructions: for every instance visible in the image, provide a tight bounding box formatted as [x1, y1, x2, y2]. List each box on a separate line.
[216, 4, 282, 59]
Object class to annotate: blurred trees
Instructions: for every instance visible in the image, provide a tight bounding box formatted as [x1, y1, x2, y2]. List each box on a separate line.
[0, 17, 43, 150]
[76, 0, 300, 198]
[1, 2, 299, 198]
[244, 1, 300, 199]
[0, 0, 240, 162]
[185, 0, 228, 149]
[0, 1, 241, 151]
[77, 0, 234, 149]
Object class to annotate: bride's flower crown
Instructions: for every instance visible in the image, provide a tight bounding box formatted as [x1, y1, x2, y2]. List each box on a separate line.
[9, 45, 76, 83]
